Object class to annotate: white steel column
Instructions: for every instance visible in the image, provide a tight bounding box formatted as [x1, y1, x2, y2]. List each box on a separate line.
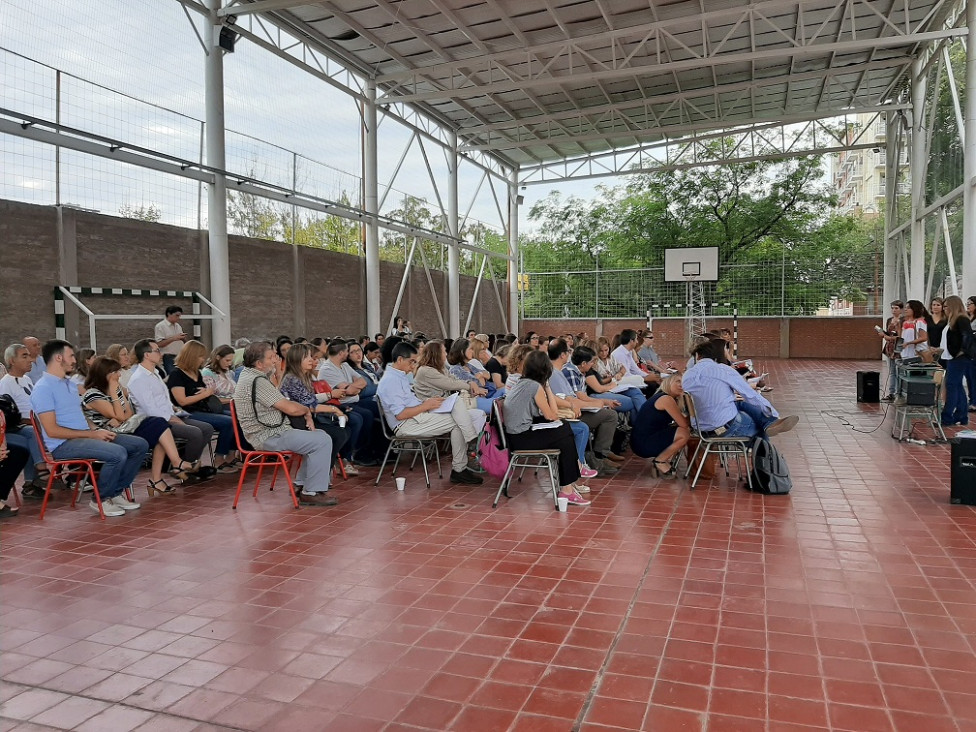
[964, 0, 976, 295]
[882, 111, 899, 315]
[364, 80, 381, 336]
[447, 130, 460, 337]
[204, 0, 231, 344]
[508, 168, 520, 334]
[909, 57, 928, 300]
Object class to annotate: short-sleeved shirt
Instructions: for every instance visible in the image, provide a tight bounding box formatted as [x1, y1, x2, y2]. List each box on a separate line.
[233, 368, 290, 449]
[376, 367, 421, 430]
[547, 367, 574, 397]
[166, 369, 207, 411]
[0, 373, 34, 418]
[280, 374, 317, 411]
[485, 357, 507, 384]
[561, 363, 586, 395]
[318, 360, 361, 404]
[30, 374, 90, 451]
[82, 386, 130, 429]
[155, 318, 185, 356]
[503, 378, 542, 434]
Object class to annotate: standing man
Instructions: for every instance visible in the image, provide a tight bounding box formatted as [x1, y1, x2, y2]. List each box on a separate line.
[880, 300, 904, 402]
[233, 342, 336, 506]
[376, 341, 483, 485]
[30, 340, 148, 517]
[154, 306, 187, 375]
[23, 336, 46, 384]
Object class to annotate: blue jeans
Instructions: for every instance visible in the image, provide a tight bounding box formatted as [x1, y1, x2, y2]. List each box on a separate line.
[568, 420, 589, 463]
[593, 392, 639, 423]
[887, 356, 900, 397]
[52, 434, 149, 499]
[186, 411, 235, 456]
[943, 358, 969, 425]
[721, 403, 777, 439]
[967, 359, 976, 408]
[5, 425, 42, 481]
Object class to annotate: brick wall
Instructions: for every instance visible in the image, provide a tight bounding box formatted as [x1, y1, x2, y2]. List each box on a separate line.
[521, 316, 883, 360]
[0, 200, 507, 350]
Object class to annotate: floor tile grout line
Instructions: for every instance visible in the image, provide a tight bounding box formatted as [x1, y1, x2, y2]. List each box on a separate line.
[570, 482, 690, 732]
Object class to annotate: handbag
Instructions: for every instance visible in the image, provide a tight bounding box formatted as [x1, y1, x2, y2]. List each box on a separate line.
[194, 395, 226, 414]
[111, 413, 148, 434]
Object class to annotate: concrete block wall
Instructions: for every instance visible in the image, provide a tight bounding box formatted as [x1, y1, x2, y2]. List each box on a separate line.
[0, 200, 506, 351]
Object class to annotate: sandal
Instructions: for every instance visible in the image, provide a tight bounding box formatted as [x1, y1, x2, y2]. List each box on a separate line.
[168, 460, 199, 478]
[147, 478, 178, 496]
[653, 459, 675, 477]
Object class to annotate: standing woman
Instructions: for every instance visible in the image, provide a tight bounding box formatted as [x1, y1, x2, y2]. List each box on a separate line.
[503, 351, 591, 507]
[390, 316, 412, 338]
[928, 297, 948, 365]
[900, 300, 929, 362]
[942, 296, 971, 426]
[83, 356, 197, 495]
[167, 340, 239, 472]
[630, 374, 690, 477]
[202, 345, 237, 412]
[966, 297, 976, 412]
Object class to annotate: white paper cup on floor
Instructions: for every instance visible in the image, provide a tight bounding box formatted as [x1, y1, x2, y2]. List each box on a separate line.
[395, 477, 406, 491]
[557, 496, 568, 512]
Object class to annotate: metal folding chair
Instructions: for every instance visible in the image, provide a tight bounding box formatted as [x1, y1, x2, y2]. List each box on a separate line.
[373, 394, 444, 489]
[681, 393, 753, 491]
[491, 400, 560, 509]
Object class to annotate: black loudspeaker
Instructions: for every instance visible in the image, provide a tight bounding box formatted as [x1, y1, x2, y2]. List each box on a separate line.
[857, 371, 880, 403]
[950, 438, 976, 505]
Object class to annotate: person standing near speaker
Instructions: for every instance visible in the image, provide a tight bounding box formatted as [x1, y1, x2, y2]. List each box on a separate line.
[941, 296, 970, 427]
[880, 300, 903, 402]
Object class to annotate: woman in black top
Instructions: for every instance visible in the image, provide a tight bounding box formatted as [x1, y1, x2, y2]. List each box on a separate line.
[941, 296, 971, 426]
[928, 297, 948, 367]
[167, 340, 239, 472]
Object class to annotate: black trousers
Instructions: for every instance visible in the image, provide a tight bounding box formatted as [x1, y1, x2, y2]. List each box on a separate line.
[313, 416, 351, 466]
[506, 422, 581, 487]
[0, 442, 29, 501]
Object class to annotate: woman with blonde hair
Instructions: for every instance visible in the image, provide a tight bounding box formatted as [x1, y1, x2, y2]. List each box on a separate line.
[167, 340, 239, 472]
[413, 340, 488, 433]
[504, 344, 533, 388]
[941, 295, 971, 426]
[630, 374, 690, 477]
[105, 344, 134, 386]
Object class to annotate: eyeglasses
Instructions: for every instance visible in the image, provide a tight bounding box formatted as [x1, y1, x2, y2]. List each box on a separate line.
[149, 348, 161, 354]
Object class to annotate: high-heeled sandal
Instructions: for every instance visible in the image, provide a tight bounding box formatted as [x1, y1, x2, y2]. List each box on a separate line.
[652, 459, 676, 477]
[147, 478, 178, 496]
[167, 460, 199, 478]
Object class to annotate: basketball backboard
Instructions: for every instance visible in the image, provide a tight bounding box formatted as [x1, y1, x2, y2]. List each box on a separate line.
[664, 247, 719, 282]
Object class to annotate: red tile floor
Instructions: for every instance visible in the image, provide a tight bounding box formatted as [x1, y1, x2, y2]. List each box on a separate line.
[2, 359, 976, 731]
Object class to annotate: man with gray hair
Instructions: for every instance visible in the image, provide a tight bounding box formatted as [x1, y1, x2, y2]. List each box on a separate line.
[0, 343, 50, 497]
[233, 342, 337, 506]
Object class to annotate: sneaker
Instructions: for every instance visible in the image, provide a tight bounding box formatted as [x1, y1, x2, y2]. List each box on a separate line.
[450, 469, 484, 485]
[575, 483, 591, 493]
[21, 482, 46, 500]
[969, 405, 976, 412]
[765, 415, 799, 437]
[352, 456, 380, 467]
[342, 462, 360, 476]
[579, 464, 598, 479]
[596, 460, 619, 476]
[298, 492, 339, 506]
[216, 462, 239, 474]
[111, 494, 141, 511]
[561, 490, 591, 507]
[90, 499, 124, 517]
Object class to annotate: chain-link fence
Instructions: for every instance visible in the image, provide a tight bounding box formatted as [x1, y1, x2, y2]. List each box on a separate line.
[521, 251, 887, 319]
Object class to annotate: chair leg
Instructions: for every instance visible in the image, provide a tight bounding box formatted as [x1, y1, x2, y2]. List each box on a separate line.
[684, 441, 704, 479]
[548, 457, 559, 509]
[88, 467, 105, 520]
[232, 462, 250, 509]
[689, 445, 712, 490]
[433, 440, 442, 478]
[374, 443, 396, 486]
[420, 444, 432, 489]
[269, 464, 281, 491]
[493, 463, 517, 508]
[38, 470, 57, 520]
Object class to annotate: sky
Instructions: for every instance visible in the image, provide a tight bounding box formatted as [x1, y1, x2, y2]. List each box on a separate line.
[0, 0, 602, 235]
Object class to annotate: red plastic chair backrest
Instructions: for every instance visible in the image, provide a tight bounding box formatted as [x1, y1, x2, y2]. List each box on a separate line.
[29, 412, 56, 465]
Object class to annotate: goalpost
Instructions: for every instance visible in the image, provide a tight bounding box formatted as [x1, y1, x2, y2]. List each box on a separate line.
[54, 287, 226, 351]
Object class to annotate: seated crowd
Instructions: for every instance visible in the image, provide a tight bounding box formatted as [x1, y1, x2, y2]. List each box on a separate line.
[0, 310, 798, 519]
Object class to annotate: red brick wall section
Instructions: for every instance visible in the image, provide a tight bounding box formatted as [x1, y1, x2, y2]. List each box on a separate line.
[522, 317, 884, 360]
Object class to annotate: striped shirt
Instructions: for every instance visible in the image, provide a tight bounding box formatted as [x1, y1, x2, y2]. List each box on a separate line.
[682, 358, 778, 432]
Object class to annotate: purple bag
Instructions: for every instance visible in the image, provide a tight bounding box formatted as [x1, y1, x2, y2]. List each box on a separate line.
[478, 423, 510, 479]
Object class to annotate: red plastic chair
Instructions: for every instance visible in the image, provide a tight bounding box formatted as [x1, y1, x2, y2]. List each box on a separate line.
[29, 412, 107, 520]
[230, 401, 302, 509]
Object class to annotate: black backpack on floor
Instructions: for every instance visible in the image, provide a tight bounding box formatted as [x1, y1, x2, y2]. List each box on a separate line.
[748, 436, 792, 494]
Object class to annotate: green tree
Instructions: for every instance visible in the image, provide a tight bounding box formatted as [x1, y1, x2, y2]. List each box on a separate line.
[119, 203, 162, 222]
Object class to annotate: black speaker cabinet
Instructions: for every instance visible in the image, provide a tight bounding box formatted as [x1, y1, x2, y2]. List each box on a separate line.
[857, 371, 880, 403]
[950, 438, 976, 505]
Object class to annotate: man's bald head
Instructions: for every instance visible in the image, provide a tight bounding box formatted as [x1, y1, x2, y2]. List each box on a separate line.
[23, 337, 40, 358]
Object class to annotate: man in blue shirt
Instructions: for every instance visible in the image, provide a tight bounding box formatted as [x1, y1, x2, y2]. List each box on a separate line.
[682, 338, 798, 439]
[31, 340, 149, 517]
[376, 341, 482, 485]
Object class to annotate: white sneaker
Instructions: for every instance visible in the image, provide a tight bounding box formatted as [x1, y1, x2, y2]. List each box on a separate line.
[111, 495, 142, 511]
[90, 499, 124, 517]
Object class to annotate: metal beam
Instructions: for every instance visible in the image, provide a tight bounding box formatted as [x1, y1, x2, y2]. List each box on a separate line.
[965, 0, 976, 296]
[217, 0, 308, 17]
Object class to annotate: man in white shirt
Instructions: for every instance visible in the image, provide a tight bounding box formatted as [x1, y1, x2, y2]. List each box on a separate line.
[127, 338, 213, 475]
[0, 343, 48, 496]
[611, 329, 661, 388]
[154, 306, 187, 375]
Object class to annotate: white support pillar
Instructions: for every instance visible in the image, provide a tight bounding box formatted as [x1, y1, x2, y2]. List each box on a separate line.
[364, 80, 381, 336]
[882, 111, 899, 316]
[508, 168, 520, 335]
[447, 130, 460, 337]
[964, 1, 976, 295]
[204, 0, 231, 345]
[909, 57, 928, 300]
